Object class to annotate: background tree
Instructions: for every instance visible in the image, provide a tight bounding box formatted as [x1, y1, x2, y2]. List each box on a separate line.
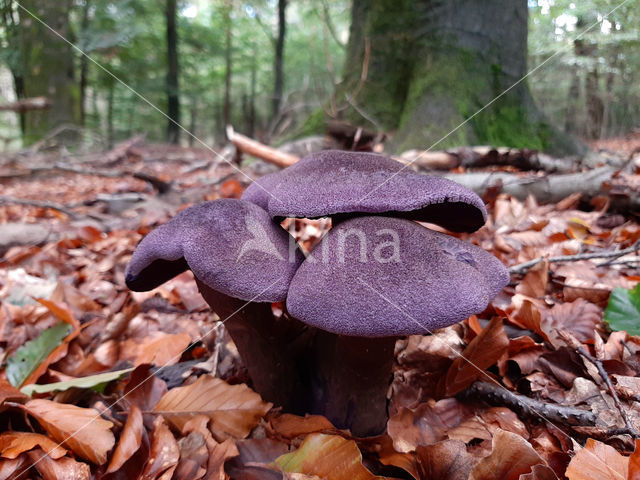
[19, 0, 80, 142]
[166, 0, 180, 143]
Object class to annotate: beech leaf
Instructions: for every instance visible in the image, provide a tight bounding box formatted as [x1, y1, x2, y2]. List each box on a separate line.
[153, 374, 272, 438]
[106, 404, 143, 473]
[0, 432, 67, 460]
[565, 438, 628, 480]
[604, 284, 640, 335]
[21, 367, 134, 396]
[274, 433, 382, 480]
[23, 399, 115, 465]
[6, 323, 70, 387]
[469, 429, 543, 480]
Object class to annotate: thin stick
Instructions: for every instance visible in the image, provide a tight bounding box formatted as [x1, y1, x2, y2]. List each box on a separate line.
[509, 239, 640, 275]
[462, 380, 597, 426]
[0, 195, 78, 220]
[558, 330, 638, 437]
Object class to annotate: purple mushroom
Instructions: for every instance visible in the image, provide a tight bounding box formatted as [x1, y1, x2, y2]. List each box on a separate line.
[286, 216, 509, 436]
[125, 199, 308, 410]
[241, 150, 487, 232]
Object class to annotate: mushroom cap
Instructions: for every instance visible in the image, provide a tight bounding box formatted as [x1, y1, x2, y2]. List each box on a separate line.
[253, 150, 487, 232]
[286, 216, 509, 337]
[125, 199, 304, 302]
[241, 171, 280, 210]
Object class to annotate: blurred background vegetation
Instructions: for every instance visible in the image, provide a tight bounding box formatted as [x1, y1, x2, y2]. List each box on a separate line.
[0, 0, 638, 155]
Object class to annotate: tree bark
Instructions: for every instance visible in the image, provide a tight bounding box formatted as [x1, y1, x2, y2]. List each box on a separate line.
[223, 0, 232, 129]
[166, 0, 180, 144]
[19, 0, 79, 143]
[79, 0, 90, 126]
[338, 0, 584, 156]
[272, 0, 287, 121]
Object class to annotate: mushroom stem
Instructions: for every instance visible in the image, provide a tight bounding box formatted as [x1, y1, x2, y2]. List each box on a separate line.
[310, 332, 398, 437]
[196, 281, 313, 413]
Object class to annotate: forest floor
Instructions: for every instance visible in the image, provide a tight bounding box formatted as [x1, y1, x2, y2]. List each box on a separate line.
[1, 133, 640, 479]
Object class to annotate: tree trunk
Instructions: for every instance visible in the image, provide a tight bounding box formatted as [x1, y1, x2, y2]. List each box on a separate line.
[19, 0, 79, 143]
[272, 0, 287, 121]
[249, 44, 257, 138]
[79, 0, 90, 126]
[339, 0, 584, 156]
[223, 0, 232, 129]
[166, 0, 180, 144]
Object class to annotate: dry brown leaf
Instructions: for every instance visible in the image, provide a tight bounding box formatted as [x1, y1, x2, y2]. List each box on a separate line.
[153, 374, 271, 438]
[629, 439, 640, 480]
[140, 415, 180, 480]
[469, 430, 544, 480]
[387, 398, 471, 452]
[28, 449, 90, 480]
[416, 440, 475, 480]
[443, 317, 509, 396]
[124, 364, 168, 412]
[23, 399, 115, 465]
[520, 464, 560, 479]
[0, 432, 66, 460]
[275, 433, 380, 480]
[448, 407, 528, 443]
[0, 455, 29, 480]
[541, 299, 602, 348]
[565, 438, 628, 480]
[135, 332, 192, 366]
[106, 404, 143, 473]
[516, 259, 548, 298]
[268, 413, 338, 441]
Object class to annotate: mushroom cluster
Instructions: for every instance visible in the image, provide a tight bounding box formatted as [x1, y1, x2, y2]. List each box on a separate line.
[126, 150, 509, 436]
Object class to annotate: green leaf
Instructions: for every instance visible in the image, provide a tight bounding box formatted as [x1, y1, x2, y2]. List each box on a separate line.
[604, 284, 640, 335]
[6, 323, 71, 387]
[21, 367, 135, 396]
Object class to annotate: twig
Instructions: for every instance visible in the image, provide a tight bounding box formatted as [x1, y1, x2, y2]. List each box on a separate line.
[462, 380, 597, 426]
[509, 239, 640, 275]
[0, 195, 78, 220]
[558, 330, 638, 438]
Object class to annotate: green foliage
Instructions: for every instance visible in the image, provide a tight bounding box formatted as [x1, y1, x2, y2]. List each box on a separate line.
[6, 323, 71, 387]
[604, 284, 640, 335]
[21, 367, 135, 396]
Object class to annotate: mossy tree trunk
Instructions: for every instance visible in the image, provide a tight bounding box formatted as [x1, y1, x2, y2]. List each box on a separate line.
[338, 0, 584, 156]
[20, 0, 79, 143]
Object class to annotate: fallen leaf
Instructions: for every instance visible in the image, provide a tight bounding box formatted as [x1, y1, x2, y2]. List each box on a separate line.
[416, 440, 475, 480]
[274, 433, 381, 480]
[604, 283, 640, 335]
[0, 455, 29, 480]
[542, 299, 602, 348]
[28, 449, 90, 480]
[124, 364, 168, 412]
[443, 317, 509, 396]
[6, 323, 71, 387]
[629, 438, 640, 480]
[35, 298, 79, 330]
[135, 333, 192, 366]
[565, 438, 628, 480]
[140, 416, 180, 480]
[106, 404, 143, 473]
[21, 367, 134, 396]
[387, 398, 470, 452]
[469, 429, 544, 480]
[268, 413, 338, 440]
[0, 432, 66, 459]
[153, 374, 271, 438]
[23, 399, 115, 465]
[520, 464, 560, 479]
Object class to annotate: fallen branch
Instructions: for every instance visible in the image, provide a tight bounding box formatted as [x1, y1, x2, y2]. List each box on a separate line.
[462, 380, 596, 426]
[559, 330, 638, 438]
[0, 195, 78, 220]
[226, 125, 299, 168]
[0, 96, 50, 112]
[509, 239, 640, 275]
[442, 167, 640, 210]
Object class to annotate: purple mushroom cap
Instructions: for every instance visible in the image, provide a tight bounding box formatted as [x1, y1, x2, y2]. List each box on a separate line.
[125, 198, 304, 302]
[241, 171, 281, 210]
[286, 216, 509, 337]
[254, 150, 487, 232]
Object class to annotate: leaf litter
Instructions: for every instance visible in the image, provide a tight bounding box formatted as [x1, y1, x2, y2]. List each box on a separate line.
[1, 141, 640, 478]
